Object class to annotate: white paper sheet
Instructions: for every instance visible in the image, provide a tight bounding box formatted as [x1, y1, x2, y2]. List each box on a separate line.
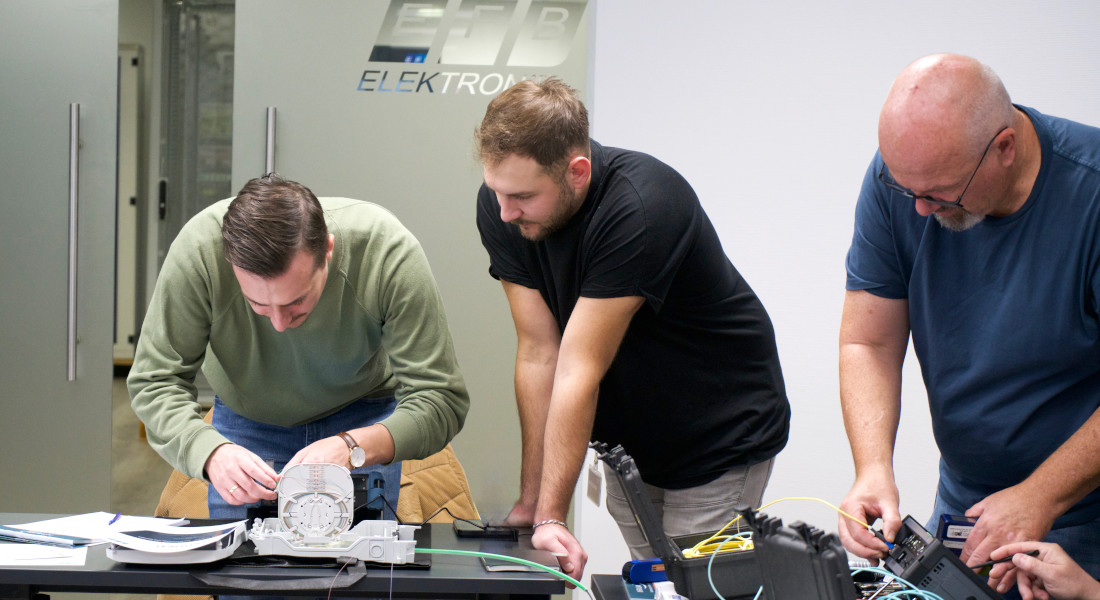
[0, 542, 88, 566]
[12, 512, 187, 545]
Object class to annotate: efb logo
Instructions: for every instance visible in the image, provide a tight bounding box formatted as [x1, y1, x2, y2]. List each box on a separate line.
[358, 0, 586, 95]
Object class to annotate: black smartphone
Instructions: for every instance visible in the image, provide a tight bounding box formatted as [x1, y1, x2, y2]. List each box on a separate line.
[452, 519, 520, 540]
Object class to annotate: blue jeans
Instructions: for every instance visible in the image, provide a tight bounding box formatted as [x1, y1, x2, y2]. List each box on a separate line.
[928, 491, 1100, 600]
[208, 395, 402, 521]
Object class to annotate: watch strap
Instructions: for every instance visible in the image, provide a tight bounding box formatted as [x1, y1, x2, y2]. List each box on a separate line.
[337, 431, 358, 450]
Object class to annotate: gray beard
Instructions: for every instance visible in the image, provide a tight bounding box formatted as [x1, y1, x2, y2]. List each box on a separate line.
[934, 210, 984, 232]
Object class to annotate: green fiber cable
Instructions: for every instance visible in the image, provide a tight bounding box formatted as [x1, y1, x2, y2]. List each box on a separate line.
[415, 547, 589, 593]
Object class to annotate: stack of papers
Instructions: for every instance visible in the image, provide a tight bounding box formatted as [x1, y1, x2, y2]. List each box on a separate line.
[0, 512, 187, 567]
[105, 520, 247, 564]
[0, 524, 95, 547]
[7, 511, 187, 543]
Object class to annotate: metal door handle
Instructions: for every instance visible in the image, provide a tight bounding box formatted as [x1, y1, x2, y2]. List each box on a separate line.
[68, 103, 80, 381]
[265, 106, 277, 175]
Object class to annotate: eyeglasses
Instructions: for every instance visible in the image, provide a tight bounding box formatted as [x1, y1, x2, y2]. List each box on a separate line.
[877, 125, 1008, 209]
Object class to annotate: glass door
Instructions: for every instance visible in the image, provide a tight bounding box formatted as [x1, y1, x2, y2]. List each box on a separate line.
[157, 0, 235, 267]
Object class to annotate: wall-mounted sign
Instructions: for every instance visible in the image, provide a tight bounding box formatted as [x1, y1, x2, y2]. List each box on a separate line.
[359, 0, 586, 95]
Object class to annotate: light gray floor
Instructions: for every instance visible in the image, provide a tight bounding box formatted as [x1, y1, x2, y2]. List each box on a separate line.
[111, 375, 174, 517]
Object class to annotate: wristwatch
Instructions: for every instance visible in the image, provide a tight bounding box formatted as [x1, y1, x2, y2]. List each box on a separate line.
[337, 432, 367, 469]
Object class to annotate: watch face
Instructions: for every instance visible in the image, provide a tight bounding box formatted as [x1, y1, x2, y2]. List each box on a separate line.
[350, 446, 367, 468]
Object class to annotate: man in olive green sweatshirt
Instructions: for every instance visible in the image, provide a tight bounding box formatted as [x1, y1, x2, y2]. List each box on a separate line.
[128, 174, 469, 518]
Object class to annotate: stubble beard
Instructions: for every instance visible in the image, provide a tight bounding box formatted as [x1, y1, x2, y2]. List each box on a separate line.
[514, 181, 579, 242]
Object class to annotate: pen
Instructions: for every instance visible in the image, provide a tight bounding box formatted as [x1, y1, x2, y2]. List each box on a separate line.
[109, 512, 121, 525]
[972, 549, 1040, 570]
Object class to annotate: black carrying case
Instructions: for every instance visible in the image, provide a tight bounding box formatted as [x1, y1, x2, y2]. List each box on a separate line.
[736, 507, 856, 600]
[593, 443, 761, 600]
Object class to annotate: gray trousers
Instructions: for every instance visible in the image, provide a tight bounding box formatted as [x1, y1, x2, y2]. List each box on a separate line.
[603, 457, 775, 560]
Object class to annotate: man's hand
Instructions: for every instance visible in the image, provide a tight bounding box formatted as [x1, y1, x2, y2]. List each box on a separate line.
[204, 443, 278, 504]
[283, 426, 396, 472]
[987, 541, 1100, 600]
[837, 470, 901, 560]
[531, 523, 587, 585]
[502, 501, 535, 527]
[284, 436, 356, 471]
[961, 482, 1057, 586]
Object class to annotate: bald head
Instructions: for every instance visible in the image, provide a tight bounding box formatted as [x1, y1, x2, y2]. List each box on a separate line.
[879, 54, 1014, 171]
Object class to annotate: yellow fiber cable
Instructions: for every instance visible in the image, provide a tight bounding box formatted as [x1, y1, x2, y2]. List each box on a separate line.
[683, 496, 872, 558]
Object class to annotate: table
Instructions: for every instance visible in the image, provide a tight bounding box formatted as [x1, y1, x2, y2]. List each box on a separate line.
[0, 514, 563, 599]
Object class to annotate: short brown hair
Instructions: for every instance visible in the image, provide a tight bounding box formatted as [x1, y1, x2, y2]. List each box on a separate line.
[475, 77, 590, 175]
[221, 174, 328, 277]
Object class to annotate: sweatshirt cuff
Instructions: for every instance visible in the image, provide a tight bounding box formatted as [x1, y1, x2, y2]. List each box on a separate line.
[381, 410, 430, 463]
[184, 426, 233, 482]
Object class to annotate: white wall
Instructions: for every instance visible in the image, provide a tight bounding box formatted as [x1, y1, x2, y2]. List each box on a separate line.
[580, 0, 1100, 566]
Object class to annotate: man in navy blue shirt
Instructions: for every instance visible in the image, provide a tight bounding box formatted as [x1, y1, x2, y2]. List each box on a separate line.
[839, 53, 1100, 597]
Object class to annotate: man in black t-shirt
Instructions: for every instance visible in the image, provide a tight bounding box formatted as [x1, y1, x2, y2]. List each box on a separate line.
[475, 78, 790, 580]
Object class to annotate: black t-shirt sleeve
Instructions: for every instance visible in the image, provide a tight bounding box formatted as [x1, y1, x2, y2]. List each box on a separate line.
[476, 183, 536, 288]
[577, 185, 646, 298]
[581, 163, 699, 312]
